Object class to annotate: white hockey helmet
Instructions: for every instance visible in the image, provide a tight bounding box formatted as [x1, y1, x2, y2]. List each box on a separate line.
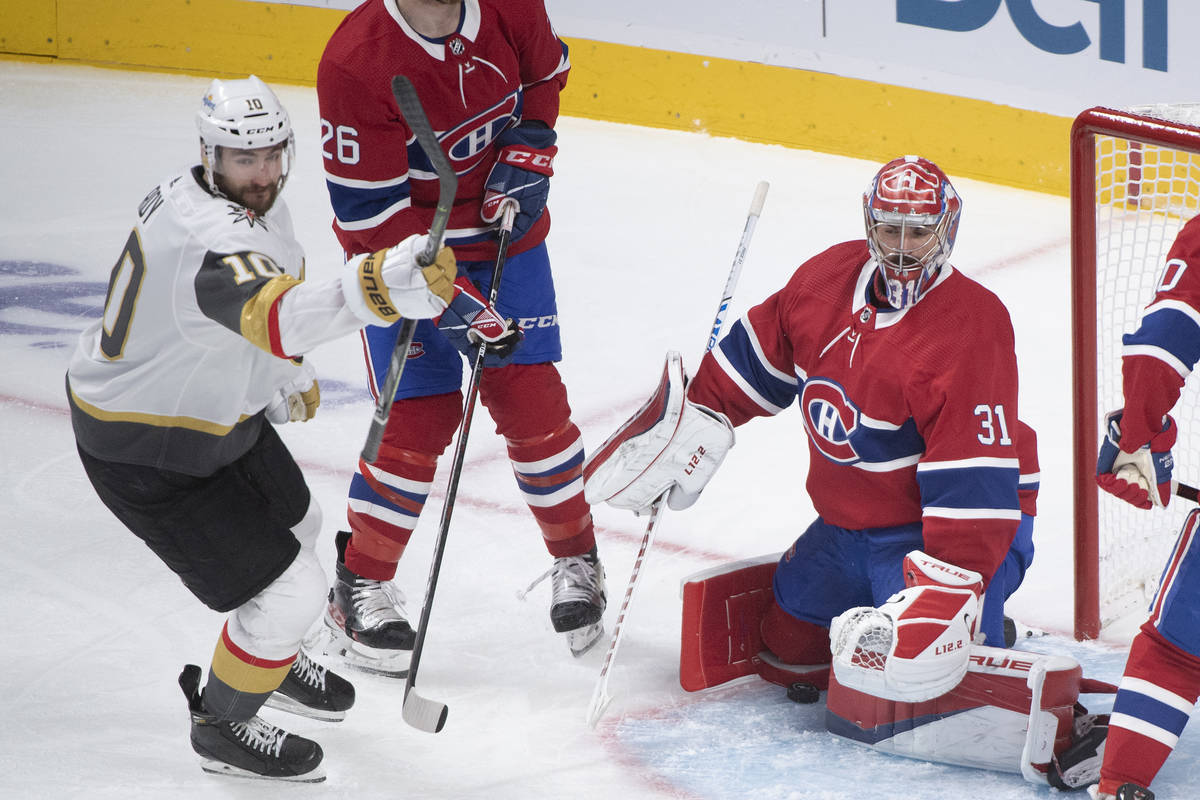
[196, 75, 295, 198]
[862, 156, 962, 309]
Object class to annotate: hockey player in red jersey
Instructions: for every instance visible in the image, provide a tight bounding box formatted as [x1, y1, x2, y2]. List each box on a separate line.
[314, 0, 606, 669]
[1090, 215, 1200, 800]
[66, 77, 482, 780]
[587, 155, 1038, 694]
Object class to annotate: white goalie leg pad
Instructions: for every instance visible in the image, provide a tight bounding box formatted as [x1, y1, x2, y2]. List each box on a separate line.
[826, 645, 1084, 781]
[583, 351, 734, 512]
[829, 552, 982, 703]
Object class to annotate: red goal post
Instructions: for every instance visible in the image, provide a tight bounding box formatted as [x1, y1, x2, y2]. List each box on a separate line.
[1072, 105, 1200, 640]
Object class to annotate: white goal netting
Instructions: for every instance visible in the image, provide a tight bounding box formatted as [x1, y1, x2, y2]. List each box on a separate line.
[1090, 103, 1200, 631]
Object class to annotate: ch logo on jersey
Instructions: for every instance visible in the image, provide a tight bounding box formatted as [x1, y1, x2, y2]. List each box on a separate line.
[800, 378, 861, 463]
[441, 93, 520, 173]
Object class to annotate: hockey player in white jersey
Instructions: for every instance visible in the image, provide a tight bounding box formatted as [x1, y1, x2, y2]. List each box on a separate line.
[66, 75, 503, 781]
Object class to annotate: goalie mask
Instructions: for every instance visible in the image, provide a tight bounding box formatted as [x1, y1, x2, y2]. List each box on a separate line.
[196, 75, 295, 215]
[863, 156, 961, 309]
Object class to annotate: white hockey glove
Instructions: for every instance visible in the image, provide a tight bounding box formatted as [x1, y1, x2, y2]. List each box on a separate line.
[266, 360, 320, 423]
[829, 551, 983, 702]
[341, 233, 457, 326]
[583, 350, 734, 512]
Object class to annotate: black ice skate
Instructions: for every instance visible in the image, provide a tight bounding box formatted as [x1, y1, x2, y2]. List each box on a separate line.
[179, 664, 324, 783]
[307, 532, 415, 679]
[549, 546, 607, 657]
[262, 649, 355, 722]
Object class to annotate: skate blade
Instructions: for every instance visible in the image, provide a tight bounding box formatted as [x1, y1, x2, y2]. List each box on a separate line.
[304, 625, 411, 679]
[567, 621, 605, 658]
[261, 691, 347, 723]
[199, 758, 326, 783]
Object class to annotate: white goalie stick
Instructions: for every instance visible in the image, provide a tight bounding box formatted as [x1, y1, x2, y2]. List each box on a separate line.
[402, 200, 519, 734]
[359, 76, 458, 464]
[585, 180, 770, 728]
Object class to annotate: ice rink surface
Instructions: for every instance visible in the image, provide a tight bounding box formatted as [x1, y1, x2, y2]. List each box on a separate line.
[2, 61, 1198, 798]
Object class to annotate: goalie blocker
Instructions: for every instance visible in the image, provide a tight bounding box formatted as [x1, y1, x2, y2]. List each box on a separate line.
[583, 351, 734, 512]
[679, 553, 1116, 789]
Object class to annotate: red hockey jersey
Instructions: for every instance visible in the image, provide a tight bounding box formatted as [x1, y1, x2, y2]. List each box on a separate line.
[1118, 214, 1200, 448]
[688, 240, 1024, 581]
[317, 0, 569, 259]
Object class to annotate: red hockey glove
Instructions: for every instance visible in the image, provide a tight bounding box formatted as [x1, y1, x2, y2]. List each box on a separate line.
[435, 276, 523, 366]
[1096, 410, 1176, 509]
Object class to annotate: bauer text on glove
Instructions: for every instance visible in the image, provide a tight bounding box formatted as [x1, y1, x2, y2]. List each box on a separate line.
[341, 233, 457, 326]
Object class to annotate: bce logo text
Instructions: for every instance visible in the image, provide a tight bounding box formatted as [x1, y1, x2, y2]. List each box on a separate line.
[898, 0, 1168, 72]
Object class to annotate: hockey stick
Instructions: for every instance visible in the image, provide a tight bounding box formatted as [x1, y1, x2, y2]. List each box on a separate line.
[402, 200, 518, 734]
[1176, 480, 1200, 502]
[360, 76, 458, 464]
[585, 180, 770, 728]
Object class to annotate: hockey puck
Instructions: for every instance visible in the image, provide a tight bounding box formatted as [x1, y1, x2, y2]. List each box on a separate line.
[786, 681, 820, 704]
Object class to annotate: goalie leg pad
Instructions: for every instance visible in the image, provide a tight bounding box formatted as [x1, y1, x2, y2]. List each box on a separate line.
[826, 646, 1086, 781]
[679, 554, 780, 692]
[679, 554, 831, 691]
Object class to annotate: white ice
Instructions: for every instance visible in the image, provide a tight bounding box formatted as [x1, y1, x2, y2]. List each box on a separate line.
[2, 61, 1197, 799]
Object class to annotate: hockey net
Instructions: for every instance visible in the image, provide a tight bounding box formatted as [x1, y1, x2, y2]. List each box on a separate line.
[1073, 105, 1200, 639]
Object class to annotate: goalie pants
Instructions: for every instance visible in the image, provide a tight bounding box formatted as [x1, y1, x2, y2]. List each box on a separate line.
[769, 514, 1034, 651]
[346, 243, 595, 580]
[76, 421, 327, 721]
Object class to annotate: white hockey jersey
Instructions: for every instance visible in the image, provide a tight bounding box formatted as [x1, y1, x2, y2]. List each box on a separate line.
[67, 167, 360, 476]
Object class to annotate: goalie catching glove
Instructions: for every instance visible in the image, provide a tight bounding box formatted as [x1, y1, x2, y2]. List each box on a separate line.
[1096, 409, 1175, 509]
[341, 233, 458, 326]
[583, 350, 734, 512]
[829, 551, 983, 703]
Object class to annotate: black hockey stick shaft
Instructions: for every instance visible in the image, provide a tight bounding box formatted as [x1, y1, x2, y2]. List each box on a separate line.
[360, 76, 459, 464]
[1177, 481, 1200, 502]
[402, 200, 517, 734]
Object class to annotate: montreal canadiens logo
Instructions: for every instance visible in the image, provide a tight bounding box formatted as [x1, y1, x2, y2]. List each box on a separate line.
[444, 93, 520, 170]
[800, 378, 861, 463]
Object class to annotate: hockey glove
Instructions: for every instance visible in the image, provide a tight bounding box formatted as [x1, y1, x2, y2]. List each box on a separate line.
[341, 233, 457, 327]
[266, 360, 320, 423]
[829, 551, 981, 703]
[1096, 409, 1176, 509]
[436, 276, 523, 367]
[482, 124, 557, 241]
[583, 351, 734, 512]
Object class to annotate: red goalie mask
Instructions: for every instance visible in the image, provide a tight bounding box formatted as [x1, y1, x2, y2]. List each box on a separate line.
[862, 156, 962, 309]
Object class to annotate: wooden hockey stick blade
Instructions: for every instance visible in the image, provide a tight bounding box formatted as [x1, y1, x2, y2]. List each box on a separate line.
[402, 688, 448, 733]
[1176, 480, 1199, 503]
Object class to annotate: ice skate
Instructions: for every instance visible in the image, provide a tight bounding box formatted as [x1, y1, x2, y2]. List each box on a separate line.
[262, 649, 355, 722]
[549, 546, 607, 657]
[179, 664, 325, 783]
[310, 532, 415, 679]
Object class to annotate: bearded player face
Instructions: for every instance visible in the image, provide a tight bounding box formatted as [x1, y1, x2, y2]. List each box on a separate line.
[214, 143, 286, 215]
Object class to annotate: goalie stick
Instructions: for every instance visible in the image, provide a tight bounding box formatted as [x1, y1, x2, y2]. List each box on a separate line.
[585, 180, 769, 728]
[359, 76, 458, 464]
[402, 200, 518, 734]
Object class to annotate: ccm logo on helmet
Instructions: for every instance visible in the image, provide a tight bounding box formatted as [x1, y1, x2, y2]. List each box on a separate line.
[800, 378, 861, 463]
